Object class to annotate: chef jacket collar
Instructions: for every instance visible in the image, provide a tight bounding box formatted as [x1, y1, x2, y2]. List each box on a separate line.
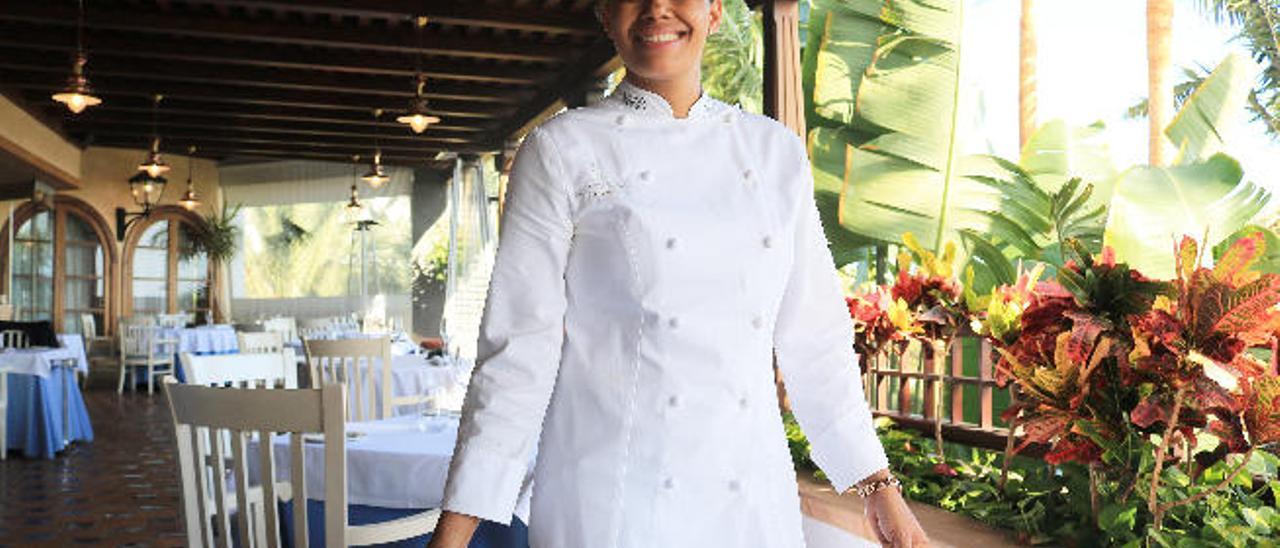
[608, 79, 718, 121]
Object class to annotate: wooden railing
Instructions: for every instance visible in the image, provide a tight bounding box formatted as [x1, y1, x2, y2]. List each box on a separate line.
[860, 336, 1047, 458]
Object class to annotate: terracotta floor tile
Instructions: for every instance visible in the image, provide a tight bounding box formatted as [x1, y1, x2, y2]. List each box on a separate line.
[1, 389, 185, 546]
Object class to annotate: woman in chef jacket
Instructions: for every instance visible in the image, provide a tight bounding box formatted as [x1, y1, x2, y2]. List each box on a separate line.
[429, 0, 930, 547]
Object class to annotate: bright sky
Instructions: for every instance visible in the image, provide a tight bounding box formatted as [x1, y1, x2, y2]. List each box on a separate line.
[962, 0, 1277, 199]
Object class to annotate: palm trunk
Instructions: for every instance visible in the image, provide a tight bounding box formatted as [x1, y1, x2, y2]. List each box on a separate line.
[1147, 0, 1174, 165]
[1019, 0, 1037, 150]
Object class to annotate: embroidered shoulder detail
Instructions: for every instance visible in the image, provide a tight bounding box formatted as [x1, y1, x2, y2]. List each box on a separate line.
[620, 87, 648, 112]
[576, 161, 626, 200]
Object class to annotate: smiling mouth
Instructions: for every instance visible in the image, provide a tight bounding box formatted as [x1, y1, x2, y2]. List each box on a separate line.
[637, 31, 688, 45]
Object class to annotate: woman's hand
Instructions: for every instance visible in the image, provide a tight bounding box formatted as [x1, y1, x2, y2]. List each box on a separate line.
[861, 475, 929, 547]
[425, 511, 480, 548]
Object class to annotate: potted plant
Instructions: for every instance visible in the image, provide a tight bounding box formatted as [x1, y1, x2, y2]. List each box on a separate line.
[189, 202, 243, 323]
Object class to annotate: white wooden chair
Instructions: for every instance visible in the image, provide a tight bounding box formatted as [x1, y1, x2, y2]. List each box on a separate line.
[238, 332, 285, 355]
[79, 313, 116, 388]
[304, 337, 409, 421]
[118, 323, 179, 394]
[158, 313, 189, 329]
[1, 329, 28, 349]
[262, 317, 297, 346]
[163, 379, 440, 547]
[180, 350, 298, 390]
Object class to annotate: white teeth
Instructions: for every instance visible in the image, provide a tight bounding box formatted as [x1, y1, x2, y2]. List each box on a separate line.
[640, 33, 681, 44]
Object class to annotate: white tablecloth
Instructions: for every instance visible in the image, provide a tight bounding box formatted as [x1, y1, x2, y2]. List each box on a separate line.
[0, 346, 82, 378]
[294, 330, 418, 357]
[159, 324, 239, 355]
[254, 416, 533, 517]
[56, 333, 90, 374]
[349, 354, 473, 416]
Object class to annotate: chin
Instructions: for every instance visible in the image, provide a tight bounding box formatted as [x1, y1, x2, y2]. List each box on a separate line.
[624, 61, 694, 82]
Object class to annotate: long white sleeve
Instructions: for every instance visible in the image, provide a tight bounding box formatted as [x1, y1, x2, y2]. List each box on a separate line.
[441, 127, 573, 525]
[772, 137, 889, 494]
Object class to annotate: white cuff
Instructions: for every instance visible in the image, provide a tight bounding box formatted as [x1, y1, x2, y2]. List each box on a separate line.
[440, 443, 528, 526]
[806, 411, 890, 494]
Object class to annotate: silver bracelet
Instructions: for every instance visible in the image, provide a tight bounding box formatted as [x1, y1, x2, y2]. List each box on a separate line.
[853, 475, 901, 498]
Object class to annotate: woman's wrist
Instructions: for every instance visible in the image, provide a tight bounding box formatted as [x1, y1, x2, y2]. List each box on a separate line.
[852, 468, 901, 498]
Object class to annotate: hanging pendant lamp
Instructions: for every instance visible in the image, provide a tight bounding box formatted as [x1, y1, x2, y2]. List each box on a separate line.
[178, 145, 201, 211]
[396, 16, 440, 134]
[362, 109, 391, 189]
[346, 155, 366, 222]
[52, 0, 102, 114]
[137, 94, 170, 177]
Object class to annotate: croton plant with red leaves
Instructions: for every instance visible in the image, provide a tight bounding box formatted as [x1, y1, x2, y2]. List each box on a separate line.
[990, 232, 1280, 477]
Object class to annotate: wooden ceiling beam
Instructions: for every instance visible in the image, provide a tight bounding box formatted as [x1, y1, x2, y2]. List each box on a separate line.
[189, 1, 600, 36]
[0, 24, 549, 84]
[490, 37, 620, 142]
[26, 93, 492, 133]
[49, 103, 486, 135]
[70, 125, 474, 151]
[2, 73, 511, 119]
[61, 113, 480, 143]
[88, 139, 447, 167]
[0, 1, 582, 62]
[0, 50, 529, 105]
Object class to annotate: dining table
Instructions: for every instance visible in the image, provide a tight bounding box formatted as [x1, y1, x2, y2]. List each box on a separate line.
[253, 414, 531, 547]
[161, 324, 240, 382]
[0, 334, 94, 459]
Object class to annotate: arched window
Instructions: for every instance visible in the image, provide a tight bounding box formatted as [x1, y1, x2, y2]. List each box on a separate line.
[124, 208, 210, 320]
[2, 197, 112, 334]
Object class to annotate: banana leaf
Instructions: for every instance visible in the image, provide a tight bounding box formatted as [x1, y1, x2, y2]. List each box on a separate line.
[1103, 153, 1269, 279]
[1020, 119, 1118, 203]
[803, 0, 1000, 255]
[1165, 53, 1251, 165]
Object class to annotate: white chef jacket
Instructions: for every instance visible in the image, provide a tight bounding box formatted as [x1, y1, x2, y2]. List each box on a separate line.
[441, 79, 889, 548]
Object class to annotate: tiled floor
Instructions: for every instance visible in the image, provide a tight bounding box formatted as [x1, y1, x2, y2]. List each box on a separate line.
[0, 387, 187, 547]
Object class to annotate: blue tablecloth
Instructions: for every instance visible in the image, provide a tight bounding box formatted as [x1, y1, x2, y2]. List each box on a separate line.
[4, 367, 94, 459]
[280, 500, 528, 547]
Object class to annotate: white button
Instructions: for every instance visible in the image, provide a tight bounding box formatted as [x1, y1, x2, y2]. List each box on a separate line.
[668, 395, 679, 407]
[665, 237, 677, 249]
[722, 112, 735, 124]
[762, 236, 773, 249]
[639, 170, 650, 181]
[738, 396, 749, 409]
[663, 477, 676, 489]
[667, 317, 679, 329]
[728, 479, 741, 492]
[752, 316, 764, 329]
[615, 114, 627, 126]
[742, 169, 753, 180]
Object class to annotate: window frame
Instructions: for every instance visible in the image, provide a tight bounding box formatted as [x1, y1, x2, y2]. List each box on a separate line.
[0, 196, 116, 334]
[121, 206, 213, 319]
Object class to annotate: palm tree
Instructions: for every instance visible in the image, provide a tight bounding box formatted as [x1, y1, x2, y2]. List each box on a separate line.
[1192, 0, 1280, 138]
[1019, 0, 1037, 150]
[1147, 0, 1175, 165]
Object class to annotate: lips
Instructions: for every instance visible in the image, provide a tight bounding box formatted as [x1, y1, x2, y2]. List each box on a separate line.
[635, 29, 688, 47]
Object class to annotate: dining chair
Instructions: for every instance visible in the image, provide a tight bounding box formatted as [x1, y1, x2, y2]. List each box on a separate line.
[79, 313, 116, 388]
[158, 313, 188, 329]
[262, 317, 298, 346]
[238, 332, 285, 355]
[163, 379, 440, 548]
[304, 337, 408, 421]
[181, 350, 298, 389]
[118, 323, 179, 394]
[1, 329, 28, 349]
